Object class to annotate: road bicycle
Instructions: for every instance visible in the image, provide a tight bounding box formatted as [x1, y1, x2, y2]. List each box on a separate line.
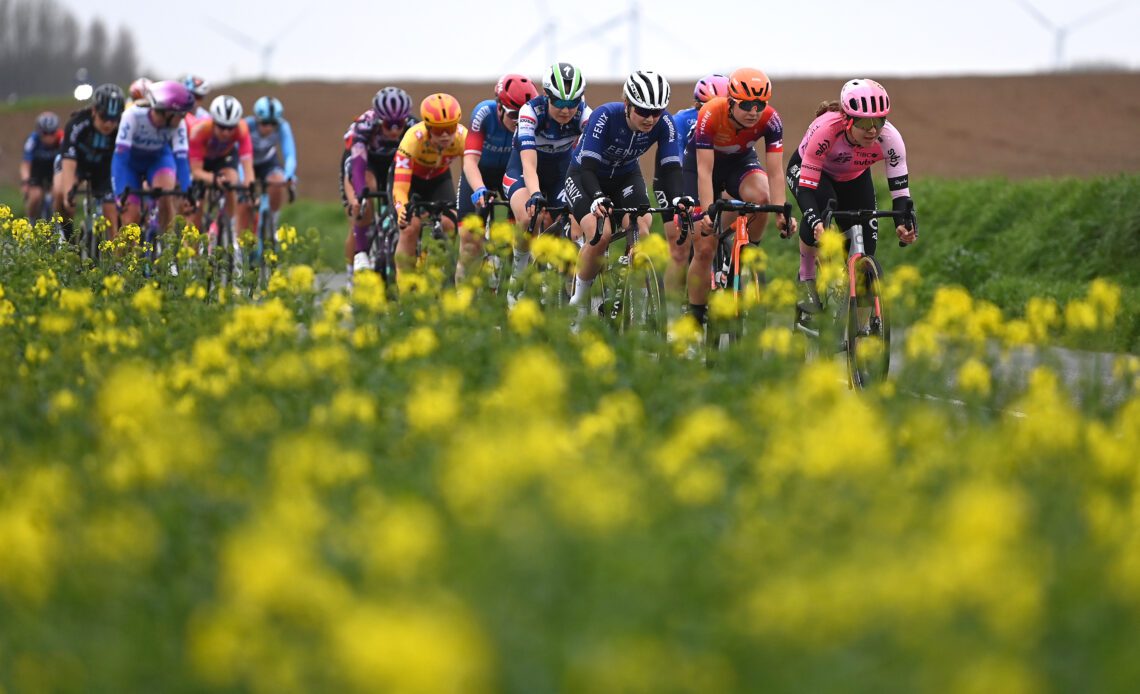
[703, 198, 792, 348]
[356, 187, 400, 295]
[403, 198, 459, 293]
[522, 198, 575, 308]
[117, 187, 188, 276]
[197, 180, 252, 290]
[64, 179, 107, 262]
[251, 178, 295, 289]
[794, 199, 916, 389]
[478, 193, 514, 294]
[585, 203, 674, 337]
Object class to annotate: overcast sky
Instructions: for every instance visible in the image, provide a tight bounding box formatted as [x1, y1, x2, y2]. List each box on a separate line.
[59, 0, 1139, 85]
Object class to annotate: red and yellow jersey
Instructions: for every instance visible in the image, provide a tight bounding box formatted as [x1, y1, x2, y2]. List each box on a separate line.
[391, 122, 468, 206]
[188, 118, 253, 163]
[692, 97, 784, 156]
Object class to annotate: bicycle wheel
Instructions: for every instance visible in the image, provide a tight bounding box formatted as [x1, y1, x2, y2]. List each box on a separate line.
[620, 256, 665, 338]
[845, 255, 890, 389]
[725, 264, 766, 346]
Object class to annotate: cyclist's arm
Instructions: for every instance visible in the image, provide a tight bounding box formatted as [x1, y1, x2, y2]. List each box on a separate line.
[762, 110, 788, 208]
[391, 133, 417, 209]
[19, 135, 34, 185]
[112, 124, 134, 197]
[793, 129, 830, 230]
[521, 149, 540, 195]
[187, 131, 211, 182]
[462, 104, 489, 191]
[655, 113, 685, 203]
[576, 107, 609, 201]
[696, 149, 715, 210]
[348, 143, 369, 197]
[462, 152, 485, 192]
[172, 121, 192, 191]
[279, 118, 297, 180]
[237, 126, 256, 188]
[881, 125, 912, 207]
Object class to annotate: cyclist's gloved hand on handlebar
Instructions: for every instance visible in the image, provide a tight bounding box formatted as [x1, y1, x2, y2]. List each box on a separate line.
[589, 195, 613, 218]
[396, 203, 410, 228]
[776, 212, 798, 239]
[896, 222, 917, 245]
[526, 191, 546, 212]
[471, 186, 490, 208]
[671, 195, 695, 213]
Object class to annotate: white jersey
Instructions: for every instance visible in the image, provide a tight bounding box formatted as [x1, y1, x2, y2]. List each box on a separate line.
[114, 105, 189, 156]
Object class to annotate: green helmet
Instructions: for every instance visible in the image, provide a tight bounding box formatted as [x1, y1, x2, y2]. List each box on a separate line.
[543, 62, 585, 101]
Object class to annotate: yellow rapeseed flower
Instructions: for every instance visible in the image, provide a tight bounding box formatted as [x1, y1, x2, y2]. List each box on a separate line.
[287, 264, 315, 294]
[958, 358, 993, 397]
[383, 326, 439, 362]
[1064, 299, 1097, 333]
[442, 285, 474, 315]
[102, 275, 125, 295]
[131, 282, 163, 314]
[1026, 297, 1059, 341]
[508, 297, 543, 335]
[406, 370, 462, 434]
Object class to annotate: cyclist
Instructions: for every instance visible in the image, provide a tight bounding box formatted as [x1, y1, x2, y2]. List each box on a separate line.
[182, 74, 211, 130]
[455, 73, 537, 282]
[21, 111, 64, 221]
[112, 80, 194, 234]
[343, 87, 416, 276]
[246, 96, 297, 240]
[503, 61, 590, 279]
[188, 95, 256, 258]
[657, 73, 729, 302]
[52, 84, 125, 240]
[566, 70, 692, 307]
[685, 67, 795, 325]
[392, 93, 467, 279]
[786, 78, 916, 313]
[128, 77, 152, 107]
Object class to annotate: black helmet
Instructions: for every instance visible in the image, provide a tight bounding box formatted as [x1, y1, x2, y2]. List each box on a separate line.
[93, 83, 125, 120]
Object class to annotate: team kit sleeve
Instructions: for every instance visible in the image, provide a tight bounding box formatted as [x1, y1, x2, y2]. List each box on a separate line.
[279, 119, 297, 179]
[575, 107, 610, 200]
[692, 103, 716, 150]
[764, 109, 784, 152]
[237, 121, 254, 159]
[391, 127, 421, 207]
[172, 121, 191, 191]
[23, 134, 37, 162]
[62, 118, 80, 160]
[464, 102, 492, 156]
[515, 102, 539, 151]
[654, 113, 684, 202]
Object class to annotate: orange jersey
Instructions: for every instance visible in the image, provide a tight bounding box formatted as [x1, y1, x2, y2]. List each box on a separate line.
[692, 97, 784, 156]
[188, 118, 253, 163]
[392, 122, 468, 206]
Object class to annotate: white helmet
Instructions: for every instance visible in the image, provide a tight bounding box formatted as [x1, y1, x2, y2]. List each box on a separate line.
[623, 70, 671, 110]
[209, 95, 243, 127]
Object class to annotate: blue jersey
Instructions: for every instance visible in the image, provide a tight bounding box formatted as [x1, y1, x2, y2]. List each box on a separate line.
[515, 95, 592, 163]
[23, 131, 62, 165]
[571, 101, 682, 178]
[671, 107, 699, 147]
[245, 115, 297, 179]
[465, 99, 514, 171]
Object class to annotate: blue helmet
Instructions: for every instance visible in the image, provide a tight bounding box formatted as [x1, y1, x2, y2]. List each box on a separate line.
[254, 96, 284, 122]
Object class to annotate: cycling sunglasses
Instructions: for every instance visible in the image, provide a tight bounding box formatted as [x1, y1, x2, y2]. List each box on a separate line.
[500, 105, 520, 119]
[215, 123, 236, 132]
[428, 125, 457, 136]
[550, 97, 581, 110]
[257, 118, 278, 126]
[851, 116, 887, 131]
[633, 105, 664, 118]
[380, 119, 404, 130]
[736, 99, 767, 112]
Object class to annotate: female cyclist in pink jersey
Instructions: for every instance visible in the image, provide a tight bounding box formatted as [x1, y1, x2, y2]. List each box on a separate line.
[785, 78, 917, 303]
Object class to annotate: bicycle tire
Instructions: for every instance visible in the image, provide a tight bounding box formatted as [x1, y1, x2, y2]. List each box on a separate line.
[845, 255, 891, 389]
[620, 257, 665, 338]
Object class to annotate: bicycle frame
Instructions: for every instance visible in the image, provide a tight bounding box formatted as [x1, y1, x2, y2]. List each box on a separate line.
[592, 204, 674, 335]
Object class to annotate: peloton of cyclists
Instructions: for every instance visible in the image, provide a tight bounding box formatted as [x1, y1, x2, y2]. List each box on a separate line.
[53, 84, 126, 240]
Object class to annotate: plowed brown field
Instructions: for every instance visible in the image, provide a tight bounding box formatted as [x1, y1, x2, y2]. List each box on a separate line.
[3, 73, 1138, 202]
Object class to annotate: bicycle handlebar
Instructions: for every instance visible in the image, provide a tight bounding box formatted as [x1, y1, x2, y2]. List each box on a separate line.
[823, 198, 916, 247]
[355, 187, 390, 221]
[586, 204, 679, 246]
[526, 199, 570, 236]
[117, 187, 188, 209]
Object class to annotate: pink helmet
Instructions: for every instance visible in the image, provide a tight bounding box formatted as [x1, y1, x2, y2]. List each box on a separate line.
[839, 79, 890, 118]
[147, 80, 195, 114]
[693, 73, 730, 104]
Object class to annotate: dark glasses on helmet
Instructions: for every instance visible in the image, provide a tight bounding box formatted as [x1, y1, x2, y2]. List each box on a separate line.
[736, 99, 767, 112]
[632, 105, 664, 118]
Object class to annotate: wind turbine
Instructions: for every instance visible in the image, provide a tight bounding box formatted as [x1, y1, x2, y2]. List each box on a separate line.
[500, 0, 557, 71]
[1014, 0, 1128, 70]
[202, 10, 308, 80]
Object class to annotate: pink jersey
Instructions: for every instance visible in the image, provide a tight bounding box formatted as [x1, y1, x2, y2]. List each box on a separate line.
[796, 111, 910, 198]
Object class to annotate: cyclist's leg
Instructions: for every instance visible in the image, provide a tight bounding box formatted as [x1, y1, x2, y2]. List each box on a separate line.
[147, 150, 180, 233]
[455, 169, 485, 282]
[567, 169, 615, 293]
[25, 184, 46, 221]
[339, 150, 357, 273]
[733, 155, 770, 242]
[115, 155, 148, 229]
[666, 151, 696, 299]
[687, 163, 731, 318]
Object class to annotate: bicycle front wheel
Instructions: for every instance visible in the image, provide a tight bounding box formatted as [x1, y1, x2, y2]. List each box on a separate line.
[845, 255, 891, 389]
[620, 257, 665, 338]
